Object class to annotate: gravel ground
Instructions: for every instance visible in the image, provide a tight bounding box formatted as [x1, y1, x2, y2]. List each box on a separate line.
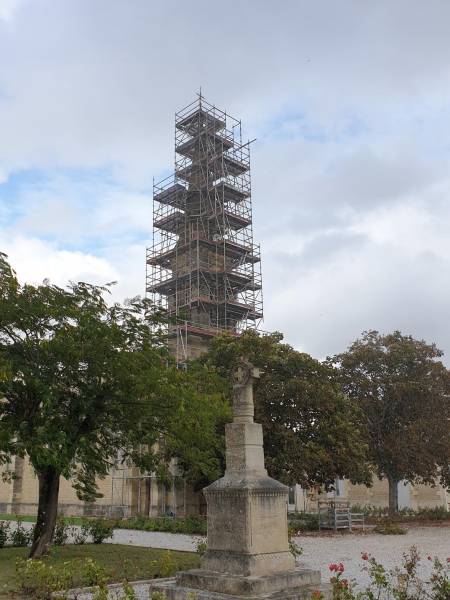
[9, 521, 450, 594]
[297, 525, 450, 587]
[108, 528, 200, 552]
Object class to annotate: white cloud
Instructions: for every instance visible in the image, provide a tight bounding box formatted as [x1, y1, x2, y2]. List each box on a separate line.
[0, 235, 117, 286]
[0, 0, 22, 22]
[1, 0, 450, 362]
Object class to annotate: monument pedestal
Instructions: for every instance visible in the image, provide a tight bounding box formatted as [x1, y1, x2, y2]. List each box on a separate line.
[149, 571, 330, 600]
[149, 361, 330, 600]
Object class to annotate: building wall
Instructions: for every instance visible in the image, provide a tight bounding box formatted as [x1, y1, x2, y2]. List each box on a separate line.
[0, 455, 202, 518]
[318, 478, 448, 511]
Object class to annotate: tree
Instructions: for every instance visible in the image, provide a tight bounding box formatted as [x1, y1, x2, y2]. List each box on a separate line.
[0, 254, 228, 557]
[331, 330, 450, 515]
[200, 330, 370, 490]
[163, 362, 231, 491]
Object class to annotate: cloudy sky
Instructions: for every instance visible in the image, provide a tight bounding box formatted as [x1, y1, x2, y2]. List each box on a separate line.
[1, 0, 450, 361]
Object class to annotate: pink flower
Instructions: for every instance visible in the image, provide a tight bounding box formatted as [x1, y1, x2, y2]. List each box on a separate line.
[329, 563, 337, 572]
[361, 552, 369, 561]
[337, 563, 345, 573]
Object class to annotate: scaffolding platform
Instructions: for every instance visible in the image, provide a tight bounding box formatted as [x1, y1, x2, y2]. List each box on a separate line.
[146, 94, 263, 363]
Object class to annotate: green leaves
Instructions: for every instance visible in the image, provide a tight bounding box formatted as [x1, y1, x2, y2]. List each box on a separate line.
[201, 330, 370, 489]
[332, 330, 450, 498]
[0, 255, 173, 496]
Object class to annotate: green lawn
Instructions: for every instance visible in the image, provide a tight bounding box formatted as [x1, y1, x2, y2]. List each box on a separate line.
[0, 514, 88, 526]
[0, 514, 37, 523]
[0, 544, 200, 598]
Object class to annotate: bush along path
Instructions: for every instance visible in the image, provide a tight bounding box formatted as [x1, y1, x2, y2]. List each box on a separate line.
[0, 518, 114, 549]
[0, 518, 202, 552]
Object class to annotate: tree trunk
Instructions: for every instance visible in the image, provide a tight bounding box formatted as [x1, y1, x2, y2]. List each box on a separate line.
[29, 466, 60, 558]
[387, 475, 399, 517]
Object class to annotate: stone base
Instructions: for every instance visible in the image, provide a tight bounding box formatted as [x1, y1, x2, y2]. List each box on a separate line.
[201, 551, 295, 577]
[148, 570, 332, 600]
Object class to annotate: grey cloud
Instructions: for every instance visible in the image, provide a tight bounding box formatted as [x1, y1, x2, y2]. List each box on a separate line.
[1, 0, 450, 363]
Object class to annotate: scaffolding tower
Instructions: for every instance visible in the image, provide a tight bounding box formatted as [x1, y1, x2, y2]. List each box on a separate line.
[146, 95, 263, 362]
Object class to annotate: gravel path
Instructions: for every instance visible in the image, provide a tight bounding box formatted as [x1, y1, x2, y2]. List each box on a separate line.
[296, 526, 449, 587]
[108, 528, 200, 552]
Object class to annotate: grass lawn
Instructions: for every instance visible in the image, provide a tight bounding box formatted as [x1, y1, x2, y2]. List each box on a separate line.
[0, 514, 37, 524]
[0, 514, 87, 526]
[0, 544, 200, 598]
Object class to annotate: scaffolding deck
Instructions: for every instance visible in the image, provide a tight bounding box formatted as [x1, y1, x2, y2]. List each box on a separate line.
[146, 94, 263, 362]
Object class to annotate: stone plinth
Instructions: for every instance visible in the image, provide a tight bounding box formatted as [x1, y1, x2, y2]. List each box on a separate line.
[149, 360, 330, 600]
[201, 424, 294, 577]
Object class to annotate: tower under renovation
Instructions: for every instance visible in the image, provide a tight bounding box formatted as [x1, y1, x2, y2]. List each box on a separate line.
[146, 95, 263, 361]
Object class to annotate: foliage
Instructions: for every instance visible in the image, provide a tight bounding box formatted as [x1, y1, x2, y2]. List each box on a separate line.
[0, 544, 200, 596]
[81, 557, 108, 585]
[72, 523, 88, 545]
[82, 518, 114, 544]
[288, 534, 303, 559]
[312, 548, 450, 600]
[331, 330, 450, 514]
[0, 520, 10, 548]
[0, 253, 228, 556]
[151, 592, 168, 600]
[10, 519, 33, 547]
[315, 547, 450, 600]
[373, 520, 408, 535]
[288, 512, 320, 532]
[195, 539, 207, 557]
[161, 361, 231, 490]
[116, 515, 207, 535]
[200, 330, 370, 489]
[53, 518, 70, 546]
[153, 550, 178, 578]
[15, 557, 74, 599]
[351, 505, 450, 522]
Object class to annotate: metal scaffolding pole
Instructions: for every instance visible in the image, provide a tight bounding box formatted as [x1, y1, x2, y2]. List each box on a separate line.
[146, 95, 263, 363]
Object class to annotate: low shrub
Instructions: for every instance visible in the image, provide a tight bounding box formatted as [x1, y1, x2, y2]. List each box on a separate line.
[15, 557, 75, 600]
[350, 504, 450, 522]
[155, 550, 178, 578]
[313, 546, 450, 600]
[0, 520, 10, 548]
[53, 518, 70, 546]
[116, 515, 207, 535]
[10, 519, 33, 547]
[72, 525, 88, 545]
[288, 512, 320, 533]
[81, 557, 108, 586]
[195, 539, 207, 557]
[82, 519, 114, 544]
[373, 519, 407, 535]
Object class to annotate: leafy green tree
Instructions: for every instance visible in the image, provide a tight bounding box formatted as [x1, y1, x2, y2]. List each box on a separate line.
[200, 330, 370, 490]
[163, 362, 231, 491]
[0, 254, 227, 557]
[331, 330, 450, 515]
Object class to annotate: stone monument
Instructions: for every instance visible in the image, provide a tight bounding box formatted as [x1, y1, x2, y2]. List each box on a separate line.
[150, 359, 330, 600]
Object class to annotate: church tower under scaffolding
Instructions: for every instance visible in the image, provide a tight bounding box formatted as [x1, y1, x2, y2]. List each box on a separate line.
[146, 95, 263, 361]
